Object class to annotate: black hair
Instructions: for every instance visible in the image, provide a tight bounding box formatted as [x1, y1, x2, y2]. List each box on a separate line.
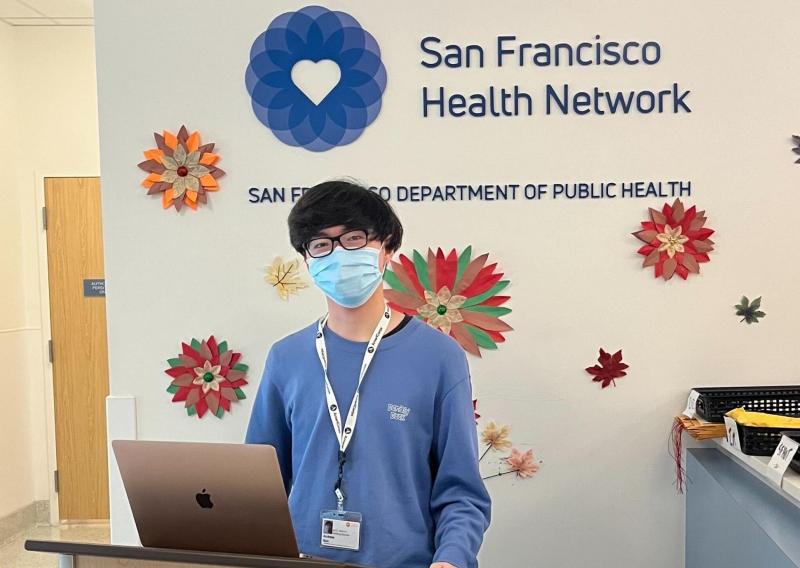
[288, 180, 403, 255]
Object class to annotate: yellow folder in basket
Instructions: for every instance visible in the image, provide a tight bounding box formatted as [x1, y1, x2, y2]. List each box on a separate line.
[726, 407, 800, 428]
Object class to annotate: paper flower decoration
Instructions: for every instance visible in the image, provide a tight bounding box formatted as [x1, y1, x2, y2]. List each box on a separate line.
[633, 198, 715, 280]
[138, 125, 224, 211]
[266, 257, 308, 300]
[504, 448, 540, 479]
[164, 336, 248, 418]
[735, 296, 766, 324]
[792, 135, 800, 163]
[585, 348, 629, 388]
[481, 421, 512, 452]
[477, 416, 540, 481]
[384, 247, 512, 356]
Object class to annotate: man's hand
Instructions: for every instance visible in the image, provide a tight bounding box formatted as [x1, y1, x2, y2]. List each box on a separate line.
[430, 563, 458, 568]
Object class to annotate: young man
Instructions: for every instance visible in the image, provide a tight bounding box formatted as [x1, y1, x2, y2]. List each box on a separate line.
[246, 180, 491, 568]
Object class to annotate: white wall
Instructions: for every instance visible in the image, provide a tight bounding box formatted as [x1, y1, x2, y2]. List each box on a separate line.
[0, 20, 36, 521]
[15, 26, 100, 509]
[94, 1, 800, 566]
[0, 23, 99, 519]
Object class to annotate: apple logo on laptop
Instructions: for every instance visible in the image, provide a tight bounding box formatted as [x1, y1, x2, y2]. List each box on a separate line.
[196, 489, 214, 509]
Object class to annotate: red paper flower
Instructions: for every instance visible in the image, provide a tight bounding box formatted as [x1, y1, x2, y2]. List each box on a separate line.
[633, 198, 715, 280]
[585, 348, 629, 388]
[165, 336, 248, 418]
[384, 247, 513, 357]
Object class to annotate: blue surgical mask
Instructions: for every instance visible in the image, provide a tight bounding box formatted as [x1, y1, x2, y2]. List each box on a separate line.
[308, 247, 384, 308]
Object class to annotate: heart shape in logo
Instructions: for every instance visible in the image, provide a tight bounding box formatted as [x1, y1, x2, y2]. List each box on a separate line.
[291, 59, 341, 106]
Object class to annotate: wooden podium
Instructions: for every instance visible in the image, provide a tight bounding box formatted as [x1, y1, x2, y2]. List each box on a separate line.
[25, 541, 369, 568]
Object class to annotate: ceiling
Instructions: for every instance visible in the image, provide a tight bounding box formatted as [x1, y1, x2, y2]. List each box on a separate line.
[0, 0, 92, 26]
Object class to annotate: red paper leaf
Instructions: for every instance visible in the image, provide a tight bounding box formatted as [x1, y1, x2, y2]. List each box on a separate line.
[693, 228, 715, 240]
[649, 208, 667, 225]
[206, 391, 220, 415]
[662, 257, 678, 280]
[633, 229, 658, 243]
[172, 386, 191, 402]
[384, 289, 425, 310]
[585, 348, 629, 388]
[460, 265, 501, 298]
[196, 397, 208, 418]
[165, 367, 188, 379]
[453, 253, 489, 294]
[672, 199, 685, 222]
[185, 388, 201, 408]
[207, 336, 219, 360]
[427, 249, 437, 293]
[398, 254, 425, 297]
[485, 329, 506, 343]
[450, 322, 482, 357]
[439, 249, 458, 291]
[480, 295, 510, 307]
[181, 343, 204, 364]
[390, 260, 420, 295]
[461, 310, 513, 332]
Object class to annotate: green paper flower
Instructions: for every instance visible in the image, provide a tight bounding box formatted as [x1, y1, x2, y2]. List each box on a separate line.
[735, 296, 766, 325]
[164, 336, 248, 418]
[383, 247, 513, 357]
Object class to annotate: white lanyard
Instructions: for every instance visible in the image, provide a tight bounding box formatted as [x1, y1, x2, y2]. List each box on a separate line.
[315, 304, 392, 508]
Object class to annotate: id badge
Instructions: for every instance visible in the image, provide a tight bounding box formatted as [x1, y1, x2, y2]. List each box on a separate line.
[320, 510, 362, 551]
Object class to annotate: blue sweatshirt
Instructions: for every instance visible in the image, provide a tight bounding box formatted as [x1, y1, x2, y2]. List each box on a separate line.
[245, 316, 491, 568]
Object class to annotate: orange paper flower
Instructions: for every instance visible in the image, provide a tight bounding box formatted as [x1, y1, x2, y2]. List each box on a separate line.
[138, 125, 225, 212]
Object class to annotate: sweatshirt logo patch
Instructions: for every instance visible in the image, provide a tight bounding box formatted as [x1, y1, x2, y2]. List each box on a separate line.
[387, 403, 411, 422]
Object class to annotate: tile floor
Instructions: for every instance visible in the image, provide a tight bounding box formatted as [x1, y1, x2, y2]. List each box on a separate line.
[0, 523, 109, 567]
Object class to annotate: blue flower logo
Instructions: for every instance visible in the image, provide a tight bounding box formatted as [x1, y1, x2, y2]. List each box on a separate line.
[245, 5, 387, 152]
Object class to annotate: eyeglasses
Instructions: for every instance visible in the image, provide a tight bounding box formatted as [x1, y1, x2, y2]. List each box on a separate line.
[305, 229, 371, 258]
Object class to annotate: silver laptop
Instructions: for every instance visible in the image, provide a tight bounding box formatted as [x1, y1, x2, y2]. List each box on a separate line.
[112, 440, 299, 558]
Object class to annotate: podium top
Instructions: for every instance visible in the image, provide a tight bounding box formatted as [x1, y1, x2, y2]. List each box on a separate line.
[25, 540, 370, 568]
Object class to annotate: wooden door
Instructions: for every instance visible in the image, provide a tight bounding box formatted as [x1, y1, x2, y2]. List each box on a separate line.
[45, 177, 110, 521]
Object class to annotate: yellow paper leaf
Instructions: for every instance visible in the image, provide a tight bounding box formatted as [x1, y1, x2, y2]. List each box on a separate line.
[265, 257, 308, 300]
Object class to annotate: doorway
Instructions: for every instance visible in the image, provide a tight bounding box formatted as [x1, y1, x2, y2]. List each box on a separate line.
[44, 177, 109, 521]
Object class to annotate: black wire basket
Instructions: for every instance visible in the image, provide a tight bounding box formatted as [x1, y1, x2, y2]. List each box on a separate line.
[694, 386, 800, 423]
[732, 422, 800, 456]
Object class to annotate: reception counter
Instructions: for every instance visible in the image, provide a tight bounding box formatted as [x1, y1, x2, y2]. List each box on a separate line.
[25, 541, 368, 568]
[686, 448, 800, 568]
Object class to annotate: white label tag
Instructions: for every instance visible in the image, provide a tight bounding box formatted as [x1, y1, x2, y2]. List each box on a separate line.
[766, 435, 800, 486]
[682, 390, 700, 419]
[723, 416, 741, 451]
[320, 512, 361, 551]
